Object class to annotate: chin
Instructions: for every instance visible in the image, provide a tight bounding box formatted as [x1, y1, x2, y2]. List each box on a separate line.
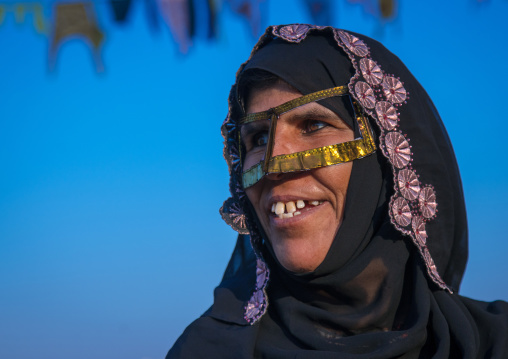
[272, 240, 325, 273]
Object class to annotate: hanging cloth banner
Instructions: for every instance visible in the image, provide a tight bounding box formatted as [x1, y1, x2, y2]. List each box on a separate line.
[158, 0, 193, 54]
[303, 0, 333, 26]
[0, 2, 48, 34]
[49, 2, 105, 72]
[0, 5, 5, 26]
[379, 0, 396, 19]
[109, 0, 133, 23]
[144, 0, 160, 32]
[226, 0, 266, 37]
[205, 0, 217, 39]
[347, 0, 397, 20]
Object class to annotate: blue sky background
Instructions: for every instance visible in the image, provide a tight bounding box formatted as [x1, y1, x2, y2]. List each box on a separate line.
[1, 1, 507, 358]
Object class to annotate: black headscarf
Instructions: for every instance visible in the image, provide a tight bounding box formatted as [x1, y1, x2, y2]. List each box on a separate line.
[167, 25, 508, 359]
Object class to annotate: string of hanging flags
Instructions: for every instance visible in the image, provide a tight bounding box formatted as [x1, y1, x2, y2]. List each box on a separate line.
[0, 0, 399, 72]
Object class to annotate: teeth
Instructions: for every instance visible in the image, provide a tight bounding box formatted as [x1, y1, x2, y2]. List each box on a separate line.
[275, 202, 285, 215]
[286, 201, 296, 213]
[272, 200, 322, 218]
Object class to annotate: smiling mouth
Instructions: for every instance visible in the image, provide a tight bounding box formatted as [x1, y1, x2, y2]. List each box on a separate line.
[271, 200, 324, 219]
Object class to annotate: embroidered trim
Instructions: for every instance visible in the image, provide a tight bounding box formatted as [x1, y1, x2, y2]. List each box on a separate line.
[244, 257, 270, 324]
[360, 58, 383, 85]
[382, 76, 407, 104]
[392, 196, 412, 227]
[419, 186, 437, 219]
[333, 28, 450, 292]
[385, 131, 411, 168]
[220, 197, 250, 235]
[375, 101, 398, 130]
[355, 81, 376, 109]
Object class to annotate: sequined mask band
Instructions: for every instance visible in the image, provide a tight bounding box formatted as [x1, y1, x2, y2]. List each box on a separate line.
[241, 87, 376, 188]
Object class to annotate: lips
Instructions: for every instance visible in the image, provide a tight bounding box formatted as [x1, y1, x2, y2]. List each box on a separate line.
[270, 199, 324, 219]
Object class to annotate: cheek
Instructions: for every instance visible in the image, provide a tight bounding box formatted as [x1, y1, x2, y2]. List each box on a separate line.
[245, 187, 262, 216]
[318, 162, 353, 213]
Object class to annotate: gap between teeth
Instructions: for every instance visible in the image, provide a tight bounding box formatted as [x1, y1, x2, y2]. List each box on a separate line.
[271, 200, 323, 218]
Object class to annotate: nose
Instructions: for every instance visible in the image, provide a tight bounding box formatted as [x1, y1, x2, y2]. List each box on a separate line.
[263, 123, 296, 181]
[269, 122, 294, 158]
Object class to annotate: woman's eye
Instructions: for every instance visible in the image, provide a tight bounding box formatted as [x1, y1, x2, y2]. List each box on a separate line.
[303, 120, 328, 134]
[253, 131, 268, 147]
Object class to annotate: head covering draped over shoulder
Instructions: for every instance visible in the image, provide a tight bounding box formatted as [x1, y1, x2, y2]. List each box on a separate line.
[167, 25, 508, 359]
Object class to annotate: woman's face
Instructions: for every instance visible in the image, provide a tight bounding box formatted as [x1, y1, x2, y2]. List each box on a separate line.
[242, 82, 354, 273]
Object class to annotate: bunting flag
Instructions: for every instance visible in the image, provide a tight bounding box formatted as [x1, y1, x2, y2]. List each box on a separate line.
[303, 0, 333, 26]
[49, 2, 105, 72]
[110, 0, 133, 23]
[205, 0, 217, 39]
[158, 0, 193, 53]
[0, 2, 48, 34]
[226, 0, 266, 37]
[347, 0, 396, 19]
[0, 5, 5, 25]
[0, 0, 406, 72]
[379, 0, 396, 19]
[144, 0, 161, 32]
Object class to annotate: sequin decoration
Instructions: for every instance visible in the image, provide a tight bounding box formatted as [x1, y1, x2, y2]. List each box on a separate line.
[355, 81, 376, 109]
[382, 76, 407, 104]
[336, 30, 369, 57]
[360, 58, 383, 85]
[244, 289, 265, 322]
[375, 101, 398, 130]
[256, 259, 268, 289]
[398, 169, 420, 201]
[275, 24, 311, 43]
[385, 131, 411, 168]
[419, 186, 437, 218]
[220, 197, 250, 235]
[421, 247, 447, 290]
[229, 143, 241, 173]
[392, 197, 412, 227]
[412, 216, 427, 246]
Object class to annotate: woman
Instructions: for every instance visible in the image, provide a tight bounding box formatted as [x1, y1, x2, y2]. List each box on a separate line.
[167, 24, 508, 358]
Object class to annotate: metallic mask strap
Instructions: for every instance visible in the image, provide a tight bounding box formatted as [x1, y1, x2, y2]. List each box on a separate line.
[241, 98, 376, 188]
[240, 85, 349, 125]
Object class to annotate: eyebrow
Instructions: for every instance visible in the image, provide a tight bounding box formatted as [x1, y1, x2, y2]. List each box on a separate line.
[285, 106, 342, 123]
[240, 104, 349, 139]
[240, 119, 269, 139]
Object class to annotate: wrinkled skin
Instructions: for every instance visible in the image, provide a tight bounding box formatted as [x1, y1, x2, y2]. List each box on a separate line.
[243, 83, 353, 273]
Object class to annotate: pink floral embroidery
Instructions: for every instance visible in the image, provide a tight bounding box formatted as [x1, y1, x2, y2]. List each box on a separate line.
[419, 187, 437, 218]
[385, 131, 411, 168]
[375, 101, 398, 130]
[412, 216, 427, 246]
[360, 58, 383, 85]
[392, 197, 412, 227]
[398, 169, 420, 201]
[382, 76, 407, 104]
[336, 30, 369, 57]
[276, 24, 311, 43]
[245, 289, 265, 321]
[355, 81, 376, 109]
